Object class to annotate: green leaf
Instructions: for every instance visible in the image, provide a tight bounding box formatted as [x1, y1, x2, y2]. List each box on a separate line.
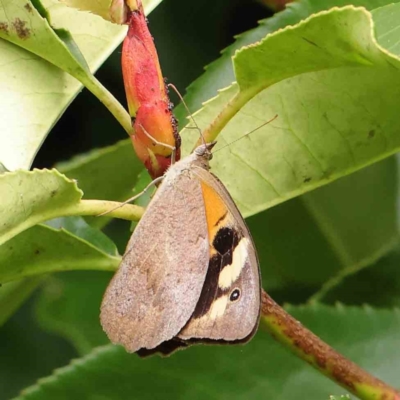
[251, 157, 398, 291]
[60, 0, 163, 22]
[177, 0, 396, 119]
[0, 169, 82, 246]
[16, 305, 400, 399]
[299, 157, 398, 270]
[56, 139, 147, 228]
[182, 6, 400, 217]
[178, 6, 400, 292]
[0, 0, 88, 72]
[0, 224, 120, 283]
[0, 0, 128, 170]
[35, 271, 111, 355]
[0, 277, 44, 326]
[0, 212, 119, 325]
[233, 6, 395, 92]
[45, 217, 118, 256]
[56, 139, 143, 227]
[46, 3, 399, 292]
[56, 140, 140, 202]
[370, 3, 400, 57]
[31, 221, 131, 355]
[0, 294, 77, 400]
[314, 242, 400, 306]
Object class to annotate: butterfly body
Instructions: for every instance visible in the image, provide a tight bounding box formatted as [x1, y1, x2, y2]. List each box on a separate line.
[100, 143, 261, 354]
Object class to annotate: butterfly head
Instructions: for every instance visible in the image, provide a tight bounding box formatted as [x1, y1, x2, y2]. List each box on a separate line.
[194, 141, 217, 161]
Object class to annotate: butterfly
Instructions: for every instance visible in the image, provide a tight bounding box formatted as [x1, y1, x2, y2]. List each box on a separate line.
[100, 141, 261, 355]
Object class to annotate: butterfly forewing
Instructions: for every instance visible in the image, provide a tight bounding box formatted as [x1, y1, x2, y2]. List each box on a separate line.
[100, 169, 210, 352]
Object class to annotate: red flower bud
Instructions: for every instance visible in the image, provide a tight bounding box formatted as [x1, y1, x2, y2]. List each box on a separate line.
[120, 0, 181, 178]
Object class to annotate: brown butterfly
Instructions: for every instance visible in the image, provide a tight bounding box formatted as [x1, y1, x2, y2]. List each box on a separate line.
[100, 142, 261, 355]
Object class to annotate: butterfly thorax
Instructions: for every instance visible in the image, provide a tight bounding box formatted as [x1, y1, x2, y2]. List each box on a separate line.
[164, 142, 217, 183]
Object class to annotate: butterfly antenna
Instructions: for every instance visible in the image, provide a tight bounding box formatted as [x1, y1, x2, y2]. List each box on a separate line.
[139, 123, 177, 165]
[168, 83, 206, 146]
[214, 114, 278, 154]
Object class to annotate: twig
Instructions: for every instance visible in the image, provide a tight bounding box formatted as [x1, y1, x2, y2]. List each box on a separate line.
[261, 290, 400, 400]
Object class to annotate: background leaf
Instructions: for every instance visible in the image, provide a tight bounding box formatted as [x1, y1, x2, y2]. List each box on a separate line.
[56, 139, 143, 227]
[176, 0, 396, 120]
[56, 140, 141, 203]
[2, 0, 400, 398]
[251, 157, 398, 292]
[0, 277, 44, 326]
[0, 169, 82, 246]
[35, 271, 111, 355]
[16, 305, 400, 400]
[45, 216, 118, 256]
[182, 6, 400, 216]
[0, 297, 76, 400]
[0, 224, 120, 283]
[314, 242, 400, 307]
[0, 0, 128, 171]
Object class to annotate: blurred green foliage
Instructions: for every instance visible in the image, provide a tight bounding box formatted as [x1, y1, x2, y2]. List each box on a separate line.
[2, 0, 400, 399]
[1, 1, 272, 398]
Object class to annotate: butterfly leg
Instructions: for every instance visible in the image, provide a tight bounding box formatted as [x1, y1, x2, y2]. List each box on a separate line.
[97, 175, 164, 217]
[138, 123, 178, 164]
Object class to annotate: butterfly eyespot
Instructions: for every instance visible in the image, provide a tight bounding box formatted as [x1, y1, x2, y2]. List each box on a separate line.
[229, 288, 241, 302]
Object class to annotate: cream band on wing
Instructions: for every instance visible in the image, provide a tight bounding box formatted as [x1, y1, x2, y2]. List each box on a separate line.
[209, 295, 229, 319]
[218, 237, 250, 290]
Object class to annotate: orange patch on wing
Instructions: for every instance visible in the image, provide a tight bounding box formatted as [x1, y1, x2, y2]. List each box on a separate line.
[200, 181, 231, 255]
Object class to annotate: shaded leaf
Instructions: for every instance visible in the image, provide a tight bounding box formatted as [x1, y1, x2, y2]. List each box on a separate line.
[35, 271, 111, 354]
[56, 140, 141, 203]
[45, 217, 118, 256]
[0, 296, 77, 400]
[0, 224, 120, 283]
[16, 305, 400, 400]
[251, 157, 398, 290]
[0, 277, 44, 326]
[314, 242, 400, 307]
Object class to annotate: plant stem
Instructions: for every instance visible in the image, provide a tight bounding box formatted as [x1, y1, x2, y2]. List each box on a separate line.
[80, 74, 133, 135]
[199, 86, 261, 145]
[261, 291, 400, 400]
[64, 200, 144, 221]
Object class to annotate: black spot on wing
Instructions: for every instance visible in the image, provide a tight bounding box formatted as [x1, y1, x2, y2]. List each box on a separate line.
[214, 227, 242, 277]
[213, 227, 240, 255]
[229, 288, 241, 301]
[191, 226, 243, 319]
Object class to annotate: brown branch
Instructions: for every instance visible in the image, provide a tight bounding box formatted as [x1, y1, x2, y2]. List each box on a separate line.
[261, 290, 400, 400]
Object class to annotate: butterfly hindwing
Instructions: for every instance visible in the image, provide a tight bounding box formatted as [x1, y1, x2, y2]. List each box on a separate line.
[178, 166, 261, 342]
